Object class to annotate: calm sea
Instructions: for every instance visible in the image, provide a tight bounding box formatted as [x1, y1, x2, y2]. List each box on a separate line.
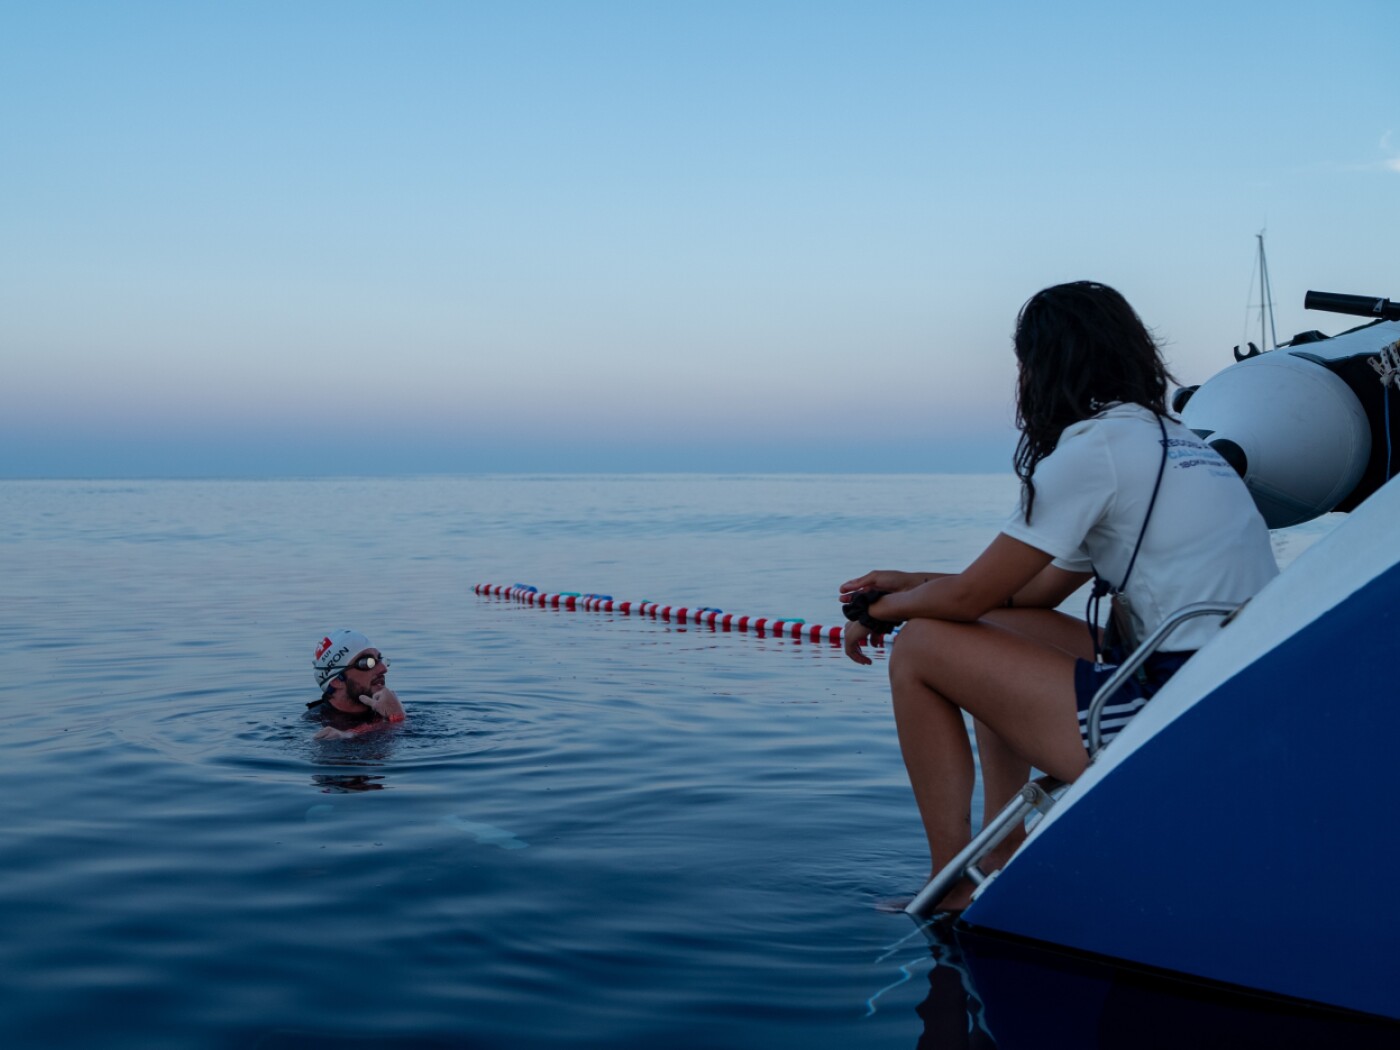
[0, 475, 1341, 1048]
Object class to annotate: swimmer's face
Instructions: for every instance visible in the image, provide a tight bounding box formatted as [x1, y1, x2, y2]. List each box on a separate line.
[341, 649, 388, 702]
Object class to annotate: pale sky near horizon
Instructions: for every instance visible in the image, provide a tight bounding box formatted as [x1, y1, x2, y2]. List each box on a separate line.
[3, 0, 1395, 477]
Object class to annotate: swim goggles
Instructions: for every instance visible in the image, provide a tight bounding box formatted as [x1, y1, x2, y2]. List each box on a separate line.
[306, 654, 390, 709]
[321, 653, 389, 677]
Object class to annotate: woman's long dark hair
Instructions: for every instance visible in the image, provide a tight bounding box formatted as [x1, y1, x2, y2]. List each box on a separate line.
[1013, 281, 1174, 520]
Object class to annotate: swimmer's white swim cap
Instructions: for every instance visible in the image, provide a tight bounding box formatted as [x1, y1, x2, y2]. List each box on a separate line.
[313, 629, 372, 693]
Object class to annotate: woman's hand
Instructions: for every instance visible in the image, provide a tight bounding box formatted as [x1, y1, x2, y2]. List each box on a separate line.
[843, 621, 876, 665]
[840, 570, 946, 603]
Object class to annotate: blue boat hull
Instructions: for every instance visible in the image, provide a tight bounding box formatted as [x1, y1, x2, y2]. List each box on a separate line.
[963, 479, 1400, 1020]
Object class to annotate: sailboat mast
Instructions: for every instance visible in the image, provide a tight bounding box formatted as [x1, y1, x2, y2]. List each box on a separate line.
[1257, 231, 1278, 349]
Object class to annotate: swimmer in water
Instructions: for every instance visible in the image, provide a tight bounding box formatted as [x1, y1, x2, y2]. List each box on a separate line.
[307, 629, 406, 740]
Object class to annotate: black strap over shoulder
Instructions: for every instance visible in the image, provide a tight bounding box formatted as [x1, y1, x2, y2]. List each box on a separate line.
[1117, 412, 1170, 592]
[1086, 413, 1170, 658]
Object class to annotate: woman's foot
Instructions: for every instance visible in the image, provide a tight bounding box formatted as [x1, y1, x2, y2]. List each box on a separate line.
[872, 893, 966, 915]
[873, 895, 916, 914]
[930, 878, 975, 912]
[875, 876, 975, 915]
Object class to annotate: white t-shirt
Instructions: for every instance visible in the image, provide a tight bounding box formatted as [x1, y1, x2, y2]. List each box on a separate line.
[1002, 402, 1279, 652]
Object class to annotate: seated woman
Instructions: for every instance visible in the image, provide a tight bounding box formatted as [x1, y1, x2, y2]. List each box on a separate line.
[840, 281, 1277, 912]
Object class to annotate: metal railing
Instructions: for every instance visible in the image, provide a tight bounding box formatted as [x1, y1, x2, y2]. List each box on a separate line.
[904, 774, 1063, 919]
[905, 600, 1242, 921]
[1085, 601, 1240, 753]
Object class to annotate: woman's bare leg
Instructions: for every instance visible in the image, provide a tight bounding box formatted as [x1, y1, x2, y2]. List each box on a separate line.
[972, 718, 1031, 870]
[889, 664, 978, 889]
[888, 613, 1089, 909]
[970, 608, 1093, 870]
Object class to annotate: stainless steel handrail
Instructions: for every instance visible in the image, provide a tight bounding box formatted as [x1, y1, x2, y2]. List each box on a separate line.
[1086, 601, 1241, 754]
[905, 775, 1063, 920]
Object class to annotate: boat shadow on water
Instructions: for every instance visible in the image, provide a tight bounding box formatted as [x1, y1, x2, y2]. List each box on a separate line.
[910, 916, 1400, 1050]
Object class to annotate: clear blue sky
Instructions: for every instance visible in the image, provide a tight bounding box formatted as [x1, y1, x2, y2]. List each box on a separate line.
[3, 0, 1395, 476]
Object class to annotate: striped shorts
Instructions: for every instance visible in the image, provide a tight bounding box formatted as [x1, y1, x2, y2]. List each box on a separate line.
[1074, 649, 1195, 748]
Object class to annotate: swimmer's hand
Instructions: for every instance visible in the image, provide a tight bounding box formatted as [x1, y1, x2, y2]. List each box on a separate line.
[313, 726, 357, 741]
[363, 687, 406, 723]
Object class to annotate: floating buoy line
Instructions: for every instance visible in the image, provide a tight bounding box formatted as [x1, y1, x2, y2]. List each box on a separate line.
[473, 582, 893, 649]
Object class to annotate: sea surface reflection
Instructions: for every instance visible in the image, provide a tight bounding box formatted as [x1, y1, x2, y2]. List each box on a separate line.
[0, 476, 1359, 1048]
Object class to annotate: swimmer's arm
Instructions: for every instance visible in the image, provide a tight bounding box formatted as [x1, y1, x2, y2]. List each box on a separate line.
[311, 690, 405, 741]
[312, 719, 397, 742]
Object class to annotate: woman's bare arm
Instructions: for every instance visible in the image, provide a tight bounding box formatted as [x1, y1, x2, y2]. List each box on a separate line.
[868, 534, 1082, 624]
[1007, 564, 1092, 609]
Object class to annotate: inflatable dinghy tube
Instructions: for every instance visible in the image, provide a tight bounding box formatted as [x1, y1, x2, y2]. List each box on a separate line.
[1181, 351, 1371, 528]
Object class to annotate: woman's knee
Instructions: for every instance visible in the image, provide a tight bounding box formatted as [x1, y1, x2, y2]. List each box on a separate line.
[887, 618, 959, 685]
